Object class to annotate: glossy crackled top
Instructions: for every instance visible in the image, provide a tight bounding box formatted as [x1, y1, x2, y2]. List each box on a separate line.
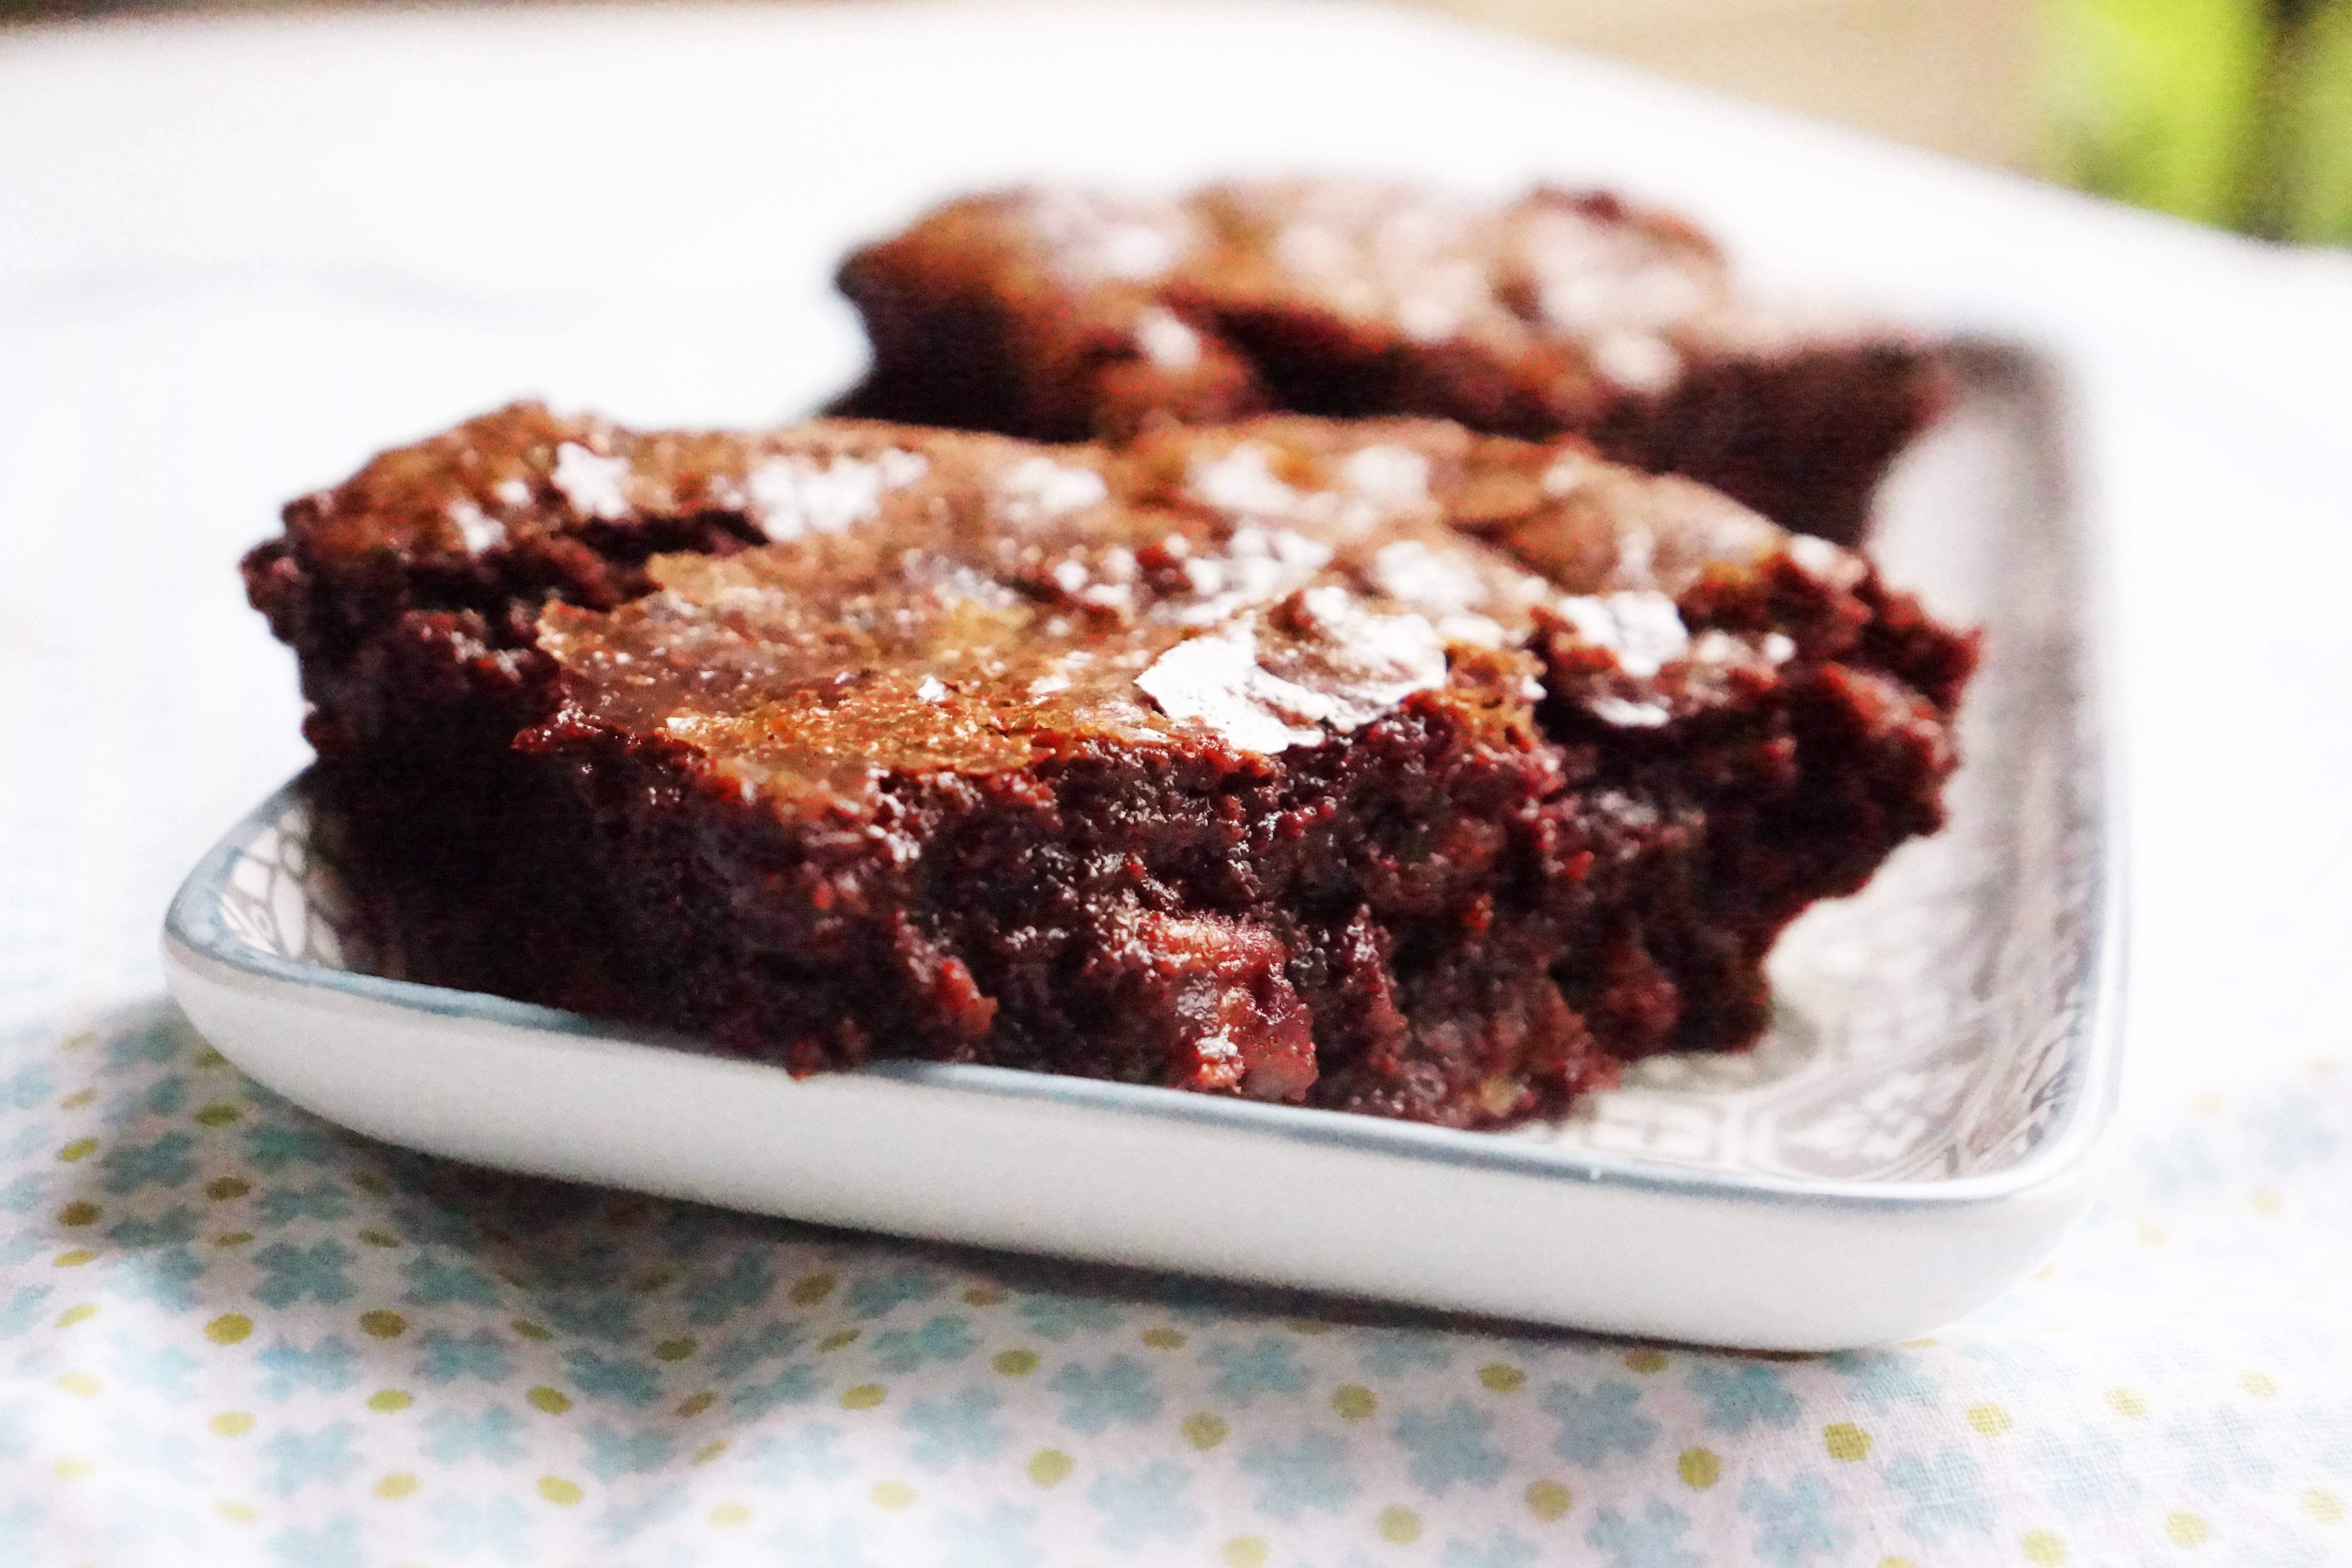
[463, 411, 1788, 809]
[862, 181, 1800, 396]
[283, 403, 970, 566]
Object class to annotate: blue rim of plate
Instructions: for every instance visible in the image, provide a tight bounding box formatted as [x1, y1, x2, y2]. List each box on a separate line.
[167, 740, 2125, 1217]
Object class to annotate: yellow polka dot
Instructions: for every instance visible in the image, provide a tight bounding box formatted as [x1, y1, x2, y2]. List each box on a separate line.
[2251, 1188, 2282, 1213]
[652, 1336, 695, 1362]
[53, 1459, 93, 1480]
[512, 1319, 554, 1341]
[189, 1043, 224, 1065]
[1825, 1423, 1873, 1461]
[1377, 1505, 1422, 1544]
[840, 1383, 886, 1410]
[1183, 1413, 1229, 1450]
[633, 1267, 675, 1294]
[2137, 1221, 2167, 1246]
[708, 1503, 750, 1528]
[58, 1201, 101, 1227]
[54, 1303, 96, 1329]
[2306, 1490, 2344, 1524]
[54, 1249, 96, 1268]
[359, 1311, 405, 1340]
[1525, 1479, 1573, 1521]
[57, 1372, 100, 1397]
[1969, 1402, 2014, 1436]
[537, 1476, 583, 1506]
[205, 1176, 249, 1201]
[1624, 1348, 1669, 1374]
[194, 1103, 240, 1127]
[2024, 1530, 2067, 1564]
[870, 1481, 916, 1510]
[350, 1171, 391, 1194]
[214, 1232, 253, 1248]
[2241, 1372, 2277, 1398]
[993, 1350, 1038, 1376]
[1223, 1536, 1270, 1568]
[2166, 1512, 2207, 1546]
[1332, 1384, 1377, 1420]
[367, 1390, 412, 1413]
[819, 1329, 861, 1352]
[61, 1087, 98, 1108]
[209, 1412, 254, 1437]
[527, 1387, 571, 1415]
[1902, 1338, 1940, 1348]
[1878, 1559, 1920, 1568]
[205, 1314, 251, 1345]
[1027, 1448, 1073, 1486]
[676, 1391, 717, 1418]
[1141, 1327, 1186, 1350]
[692, 1441, 728, 1465]
[1479, 1363, 1526, 1393]
[789, 1272, 837, 1306]
[2193, 1090, 2223, 1111]
[375, 1472, 417, 1499]
[216, 1501, 258, 1524]
[1678, 1449, 1721, 1490]
[963, 1286, 1009, 1307]
[2108, 1388, 2148, 1418]
[1287, 1319, 1332, 1336]
[358, 1229, 402, 1249]
[58, 1138, 98, 1163]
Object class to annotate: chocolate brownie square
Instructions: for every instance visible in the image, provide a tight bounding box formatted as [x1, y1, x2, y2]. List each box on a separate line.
[832, 181, 1948, 545]
[244, 404, 1972, 1127]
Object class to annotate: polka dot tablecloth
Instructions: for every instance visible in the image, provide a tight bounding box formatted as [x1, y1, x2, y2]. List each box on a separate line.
[1, 995, 2347, 1568]
[5, 5, 2352, 1565]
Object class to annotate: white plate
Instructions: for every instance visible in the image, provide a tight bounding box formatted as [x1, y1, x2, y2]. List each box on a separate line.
[119, 0, 2134, 1349]
[163, 338, 2121, 1352]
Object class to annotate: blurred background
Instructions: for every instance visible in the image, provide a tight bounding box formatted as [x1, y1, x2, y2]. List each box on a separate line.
[1438, 0, 2350, 242]
[1, 0, 2344, 245]
[1440, 0, 2350, 243]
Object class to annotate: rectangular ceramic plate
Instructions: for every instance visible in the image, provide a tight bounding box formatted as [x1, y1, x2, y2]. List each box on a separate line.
[163, 342, 2119, 1352]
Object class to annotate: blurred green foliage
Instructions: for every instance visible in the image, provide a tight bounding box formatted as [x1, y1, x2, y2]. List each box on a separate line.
[2045, 0, 2352, 242]
[2280, 0, 2352, 238]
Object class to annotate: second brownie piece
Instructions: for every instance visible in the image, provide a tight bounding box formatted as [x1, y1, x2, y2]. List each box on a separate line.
[832, 181, 1948, 546]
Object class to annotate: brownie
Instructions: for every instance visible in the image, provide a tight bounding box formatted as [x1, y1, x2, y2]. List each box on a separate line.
[831, 181, 1949, 545]
[244, 403, 1973, 1129]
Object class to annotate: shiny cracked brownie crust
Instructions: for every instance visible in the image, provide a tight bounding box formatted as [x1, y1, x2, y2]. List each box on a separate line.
[244, 404, 1974, 1129]
[831, 181, 1950, 546]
